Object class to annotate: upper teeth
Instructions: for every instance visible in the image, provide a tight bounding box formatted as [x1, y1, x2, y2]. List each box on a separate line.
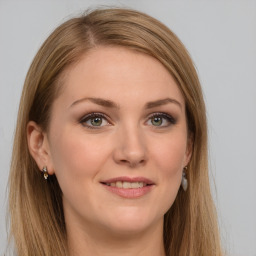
[106, 181, 146, 189]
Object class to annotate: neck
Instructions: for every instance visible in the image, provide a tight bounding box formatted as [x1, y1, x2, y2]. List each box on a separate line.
[67, 218, 166, 256]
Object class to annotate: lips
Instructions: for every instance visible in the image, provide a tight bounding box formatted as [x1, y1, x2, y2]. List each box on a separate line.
[101, 176, 154, 187]
[100, 176, 155, 198]
[104, 181, 146, 189]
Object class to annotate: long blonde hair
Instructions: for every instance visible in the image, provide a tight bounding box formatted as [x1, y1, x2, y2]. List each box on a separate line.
[8, 8, 223, 256]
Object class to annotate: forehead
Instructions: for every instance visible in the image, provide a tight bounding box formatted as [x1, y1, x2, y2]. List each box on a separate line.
[56, 46, 185, 108]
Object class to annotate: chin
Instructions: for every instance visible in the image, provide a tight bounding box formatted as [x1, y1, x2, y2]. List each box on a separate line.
[107, 222, 152, 237]
[102, 208, 162, 236]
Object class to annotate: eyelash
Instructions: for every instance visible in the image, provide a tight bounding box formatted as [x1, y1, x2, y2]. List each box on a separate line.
[147, 112, 176, 127]
[80, 112, 110, 129]
[79, 112, 176, 129]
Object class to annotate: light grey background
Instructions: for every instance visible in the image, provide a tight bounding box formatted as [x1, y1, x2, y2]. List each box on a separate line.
[0, 1, 255, 255]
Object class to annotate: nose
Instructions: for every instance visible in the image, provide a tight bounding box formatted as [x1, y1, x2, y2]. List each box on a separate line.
[113, 125, 147, 168]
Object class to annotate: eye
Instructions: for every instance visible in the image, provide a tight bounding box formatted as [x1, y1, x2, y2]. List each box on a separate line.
[146, 113, 176, 127]
[80, 113, 110, 128]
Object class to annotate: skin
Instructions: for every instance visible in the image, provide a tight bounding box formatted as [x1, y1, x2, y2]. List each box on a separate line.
[28, 46, 192, 256]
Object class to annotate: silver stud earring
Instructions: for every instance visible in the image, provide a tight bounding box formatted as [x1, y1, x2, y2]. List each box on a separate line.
[42, 166, 49, 180]
[181, 167, 188, 191]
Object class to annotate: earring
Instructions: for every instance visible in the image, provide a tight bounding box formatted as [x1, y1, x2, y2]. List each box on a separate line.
[42, 166, 49, 180]
[181, 167, 188, 191]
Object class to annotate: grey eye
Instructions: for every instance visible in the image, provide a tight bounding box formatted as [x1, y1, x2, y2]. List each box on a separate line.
[80, 113, 110, 128]
[151, 116, 163, 126]
[89, 117, 103, 126]
[146, 113, 176, 127]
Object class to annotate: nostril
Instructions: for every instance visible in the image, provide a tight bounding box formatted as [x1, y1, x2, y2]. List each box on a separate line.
[112, 138, 147, 167]
[118, 158, 145, 168]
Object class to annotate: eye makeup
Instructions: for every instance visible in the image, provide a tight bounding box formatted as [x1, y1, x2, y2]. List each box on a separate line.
[146, 112, 177, 127]
[78, 110, 177, 130]
[79, 112, 111, 129]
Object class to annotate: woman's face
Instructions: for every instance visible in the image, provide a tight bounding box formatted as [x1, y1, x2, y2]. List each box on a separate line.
[45, 46, 191, 235]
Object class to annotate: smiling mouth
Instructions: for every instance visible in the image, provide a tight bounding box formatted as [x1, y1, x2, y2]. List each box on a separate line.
[101, 181, 149, 189]
[100, 176, 155, 190]
[100, 177, 154, 198]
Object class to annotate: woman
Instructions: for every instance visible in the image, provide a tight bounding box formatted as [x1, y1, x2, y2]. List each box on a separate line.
[8, 8, 223, 256]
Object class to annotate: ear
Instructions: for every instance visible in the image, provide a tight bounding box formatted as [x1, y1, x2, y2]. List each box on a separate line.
[27, 121, 55, 175]
[184, 133, 193, 167]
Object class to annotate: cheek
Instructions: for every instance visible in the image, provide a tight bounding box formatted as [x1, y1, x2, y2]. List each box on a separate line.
[149, 133, 187, 207]
[49, 129, 111, 181]
[152, 134, 188, 176]
[48, 129, 114, 217]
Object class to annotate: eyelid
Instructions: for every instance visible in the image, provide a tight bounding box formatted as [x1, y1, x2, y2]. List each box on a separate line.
[146, 112, 176, 126]
[79, 112, 111, 128]
[79, 111, 176, 129]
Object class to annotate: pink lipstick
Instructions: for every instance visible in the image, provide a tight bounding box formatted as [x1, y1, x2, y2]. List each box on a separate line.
[100, 176, 155, 198]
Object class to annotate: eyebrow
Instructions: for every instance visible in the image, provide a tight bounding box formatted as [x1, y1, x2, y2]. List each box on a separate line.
[145, 98, 182, 109]
[70, 97, 182, 109]
[70, 97, 120, 109]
